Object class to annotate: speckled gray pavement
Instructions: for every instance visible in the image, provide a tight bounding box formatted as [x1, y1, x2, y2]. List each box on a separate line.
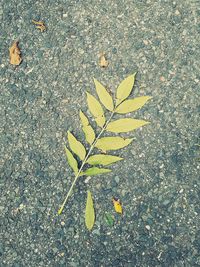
[0, 1, 200, 266]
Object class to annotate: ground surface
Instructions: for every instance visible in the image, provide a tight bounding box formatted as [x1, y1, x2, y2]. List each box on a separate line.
[0, 0, 200, 266]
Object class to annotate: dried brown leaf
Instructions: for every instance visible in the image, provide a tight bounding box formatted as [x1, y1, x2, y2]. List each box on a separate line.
[9, 41, 22, 65]
[99, 52, 108, 68]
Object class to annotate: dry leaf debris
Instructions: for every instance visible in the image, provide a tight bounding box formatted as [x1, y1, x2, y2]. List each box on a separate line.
[99, 52, 108, 68]
[9, 41, 22, 65]
[32, 20, 46, 32]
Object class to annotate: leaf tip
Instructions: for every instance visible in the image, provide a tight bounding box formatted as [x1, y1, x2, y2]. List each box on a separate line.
[146, 96, 153, 101]
[127, 72, 137, 81]
[67, 130, 72, 138]
[58, 207, 63, 215]
[129, 138, 134, 143]
[144, 120, 151, 125]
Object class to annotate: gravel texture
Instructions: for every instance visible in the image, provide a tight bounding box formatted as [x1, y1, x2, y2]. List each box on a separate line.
[0, 0, 200, 266]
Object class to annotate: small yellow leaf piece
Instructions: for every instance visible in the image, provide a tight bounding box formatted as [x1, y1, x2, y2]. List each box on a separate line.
[106, 118, 150, 133]
[116, 73, 136, 106]
[79, 111, 95, 145]
[87, 154, 123, 166]
[95, 137, 133, 152]
[112, 198, 123, 214]
[32, 20, 46, 32]
[67, 131, 86, 160]
[86, 92, 105, 127]
[9, 41, 22, 65]
[99, 52, 108, 68]
[115, 96, 152, 114]
[82, 167, 111, 176]
[64, 146, 78, 175]
[85, 191, 95, 230]
[94, 78, 114, 111]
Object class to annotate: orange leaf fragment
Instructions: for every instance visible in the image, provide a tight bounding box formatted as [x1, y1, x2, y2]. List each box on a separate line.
[9, 41, 22, 65]
[112, 197, 123, 214]
[99, 52, 108, 68]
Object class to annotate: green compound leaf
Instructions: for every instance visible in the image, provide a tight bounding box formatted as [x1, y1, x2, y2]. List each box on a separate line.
[95, 137, 133, 153]
[106, 118, 150, 133]
[79, 110, 95, 145]
[64, 146, 78, 175]
[82, 167, 111, 176]
[86, 92, 105, 127]
[85, 190, 95, 231]
[116, 73, 136, 106]
[87, 154, 123, 166]
[67, 131, 86, 161]
[94, 78, 114, 111]
[115, 96, 152, 114]
[59, 73, 152, 215]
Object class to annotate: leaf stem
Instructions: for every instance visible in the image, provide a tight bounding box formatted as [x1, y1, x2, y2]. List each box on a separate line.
[58, 110, 115, 214]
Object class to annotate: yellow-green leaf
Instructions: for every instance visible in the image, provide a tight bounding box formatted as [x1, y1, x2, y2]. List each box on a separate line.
[115, 96, 152, 114]
[82, 167, 111, 176]
[94, 78, 114, 111]
[95, 137, 133, 152]
[82, 126, 95, 145]
[116, 73, 136, 106]
[79, 110, 89, 126]
[95, 117, 105, 127]
[106, 118, 150, 133]
[85, 191, 95, 231]
[86, 92, 105, 127]
[87, 154, 123, 166]
[67, 131, 86, 160]
[64, 146, 78, 175]
[80, 111, 95, 145]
